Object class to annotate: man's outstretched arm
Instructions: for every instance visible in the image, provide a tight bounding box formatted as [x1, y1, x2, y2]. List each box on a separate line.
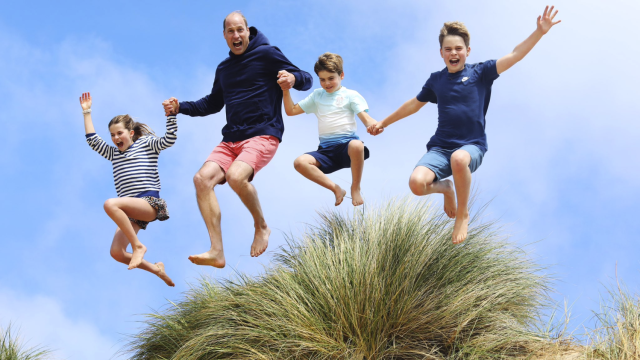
[496, 5, 561, 75]
[163, 70, 225, 117]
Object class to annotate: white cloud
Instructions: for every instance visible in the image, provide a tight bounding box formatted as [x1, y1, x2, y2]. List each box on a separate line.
[0, 288, 123, 360]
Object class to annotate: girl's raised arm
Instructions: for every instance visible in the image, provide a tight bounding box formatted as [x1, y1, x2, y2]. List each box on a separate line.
[80, 92, 96, 134]
[148, 115, 178, 154]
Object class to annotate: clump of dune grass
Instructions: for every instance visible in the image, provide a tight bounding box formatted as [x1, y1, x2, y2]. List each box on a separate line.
[586, 280, 640, 359]
[126, 198, 559, 359]
[0, 324, 52, 360]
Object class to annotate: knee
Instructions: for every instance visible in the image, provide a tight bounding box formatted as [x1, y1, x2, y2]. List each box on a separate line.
[193, 171, 213, 192]
[293, 156, 306, 172]
[225, 171, 246, 191]
[409, 174, 429, 196]
[450, 151, 471, 171]
[103, 198, 117, 214]
[348, 140, 365, 155]
[110, 247, 126, 263]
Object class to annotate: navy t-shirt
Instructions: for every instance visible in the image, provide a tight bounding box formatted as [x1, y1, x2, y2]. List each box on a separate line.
[416, 60, 499, 153]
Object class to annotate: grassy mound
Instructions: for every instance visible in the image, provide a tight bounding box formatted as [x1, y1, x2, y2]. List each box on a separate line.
[126, 198, 555, 359]
[0, 324, 52, 360]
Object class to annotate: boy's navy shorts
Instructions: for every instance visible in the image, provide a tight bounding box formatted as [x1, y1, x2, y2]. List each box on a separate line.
[306, 140, 370, 174]
[415, 144, 485, 181]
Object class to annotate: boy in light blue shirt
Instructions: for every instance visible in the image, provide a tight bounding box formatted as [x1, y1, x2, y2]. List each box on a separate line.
[281, 52, 378, 206]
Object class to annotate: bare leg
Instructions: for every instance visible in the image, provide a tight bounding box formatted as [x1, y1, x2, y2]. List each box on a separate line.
[409, 166, 457, 218]
[103, 197, 157, 269]
[450, 150, 472, 244]
[189, 161, 227, 268]
[226, 161, 270, 257]
[348, 140, 365, 206]
[293, 154, 346, 206]
[110, 225, 175, 287]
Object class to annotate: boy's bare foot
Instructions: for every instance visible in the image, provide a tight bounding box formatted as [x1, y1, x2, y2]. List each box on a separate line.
[188, 249, 226, 268]
[333, 185, 347, 206]
[154, 262, 175, 287]
[351, 187, 364, 206]
[452, 212, 470, 244]
[442, 180, 456, 219]
[128, 244, 147, 270]
[250, 225, 270, 257]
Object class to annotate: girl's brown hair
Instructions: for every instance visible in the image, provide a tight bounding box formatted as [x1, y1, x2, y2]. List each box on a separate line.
[108, 115, 155, 142]
[439, 21, 470, 48]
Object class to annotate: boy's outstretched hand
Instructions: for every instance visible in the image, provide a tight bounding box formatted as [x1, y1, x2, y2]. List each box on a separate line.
[80, 92, 92, 111]
[537, 5, 561, 35]
[367, 122, 384, 136]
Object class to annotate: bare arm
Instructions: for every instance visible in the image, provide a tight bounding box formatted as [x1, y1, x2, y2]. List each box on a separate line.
[80, 92, 95, 134]
[357, 111, 377, 128]
[368, 97, 427, 135]
[282, 89, 305, 116]
[496, 5, 561, 75]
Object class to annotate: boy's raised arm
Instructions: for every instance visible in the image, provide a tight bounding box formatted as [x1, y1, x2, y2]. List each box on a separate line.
[281, 85, 305, 116]
[496, 6, 561, 75]
[368, 97, 427, 136]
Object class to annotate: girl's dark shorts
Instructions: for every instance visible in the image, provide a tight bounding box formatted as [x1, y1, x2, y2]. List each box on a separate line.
[129, 196, 169, 230]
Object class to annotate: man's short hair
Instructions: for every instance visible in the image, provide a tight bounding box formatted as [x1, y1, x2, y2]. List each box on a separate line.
[223, 11, 248, 30]
[314, 52, 344, 75]
[439, 21, 470, 48]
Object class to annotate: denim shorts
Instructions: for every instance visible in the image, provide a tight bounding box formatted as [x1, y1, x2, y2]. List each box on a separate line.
[415, 144, 485, 181]
[306, 140, 370, 174]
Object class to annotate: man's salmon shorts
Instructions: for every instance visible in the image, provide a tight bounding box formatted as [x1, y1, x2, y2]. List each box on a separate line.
[206, 135, 279, 183]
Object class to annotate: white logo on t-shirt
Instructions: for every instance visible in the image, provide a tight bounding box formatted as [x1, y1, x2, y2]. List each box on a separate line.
[334, 96, 345, 107]
[462, 77, 469, 82]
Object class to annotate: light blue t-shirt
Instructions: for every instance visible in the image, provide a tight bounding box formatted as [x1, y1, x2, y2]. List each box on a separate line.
[298, 86, 369, 148]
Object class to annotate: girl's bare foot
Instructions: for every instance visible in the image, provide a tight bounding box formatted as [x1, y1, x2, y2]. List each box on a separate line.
[333, 185, 347, 206]
[351, 187, 364, 206]
[452, 212, 469, 244]
[155, 262, 175, 287]
[251, 226, 270, 257]
[188, 249, 226, 268]
[128, 244, 147, 270]
[442, 180, 457, 219]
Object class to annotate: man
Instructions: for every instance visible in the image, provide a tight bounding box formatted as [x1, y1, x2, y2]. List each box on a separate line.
[163, 11, 312, 267]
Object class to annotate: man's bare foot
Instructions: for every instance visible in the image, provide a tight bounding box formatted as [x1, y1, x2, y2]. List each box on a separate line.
[128, 244, 147, 270]
[442, 180, 457, 219]
[250, 225, 270, 257]
[351, 187, 364, 206]
[452, 212, 469, 244]
[333, 185, 347, 206]
[188, 249, 226, 268]
[154, 262, 175, 287]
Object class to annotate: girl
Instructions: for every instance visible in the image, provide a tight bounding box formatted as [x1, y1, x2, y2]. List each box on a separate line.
[80, 92, 177, 287]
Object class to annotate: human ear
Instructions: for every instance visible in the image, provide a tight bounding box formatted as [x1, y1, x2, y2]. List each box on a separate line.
[440, 48, 444, 58]
[340, 72, 345, 80]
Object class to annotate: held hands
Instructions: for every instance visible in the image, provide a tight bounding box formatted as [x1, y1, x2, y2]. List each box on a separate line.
[537, 5, 561, 35]
[162, 97, 179, 116]
[367, 122, 385, 136]
[277, 70, 296, 91]
[79, 92, 92, 111]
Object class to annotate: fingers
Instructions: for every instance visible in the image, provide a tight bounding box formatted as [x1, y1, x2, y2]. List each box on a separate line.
[542, 5, 549, 17]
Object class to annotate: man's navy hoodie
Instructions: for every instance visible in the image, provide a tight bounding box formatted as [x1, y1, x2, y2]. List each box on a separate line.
[178, 27, 313, 143]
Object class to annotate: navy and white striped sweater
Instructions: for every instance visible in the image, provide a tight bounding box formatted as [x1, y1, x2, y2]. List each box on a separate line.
[85, 116, 177, 198]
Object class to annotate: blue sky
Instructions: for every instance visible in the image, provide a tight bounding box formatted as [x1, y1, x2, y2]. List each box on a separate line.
[1, 0, 639, 358]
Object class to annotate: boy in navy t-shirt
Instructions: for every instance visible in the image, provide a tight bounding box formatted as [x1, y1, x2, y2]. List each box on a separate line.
[368, 6, 561, 244]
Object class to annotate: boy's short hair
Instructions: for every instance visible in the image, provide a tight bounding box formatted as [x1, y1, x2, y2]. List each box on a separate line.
[314, 52, 343, 75]
[439, 21, 470, 48]
[223, 11, 248, 30]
